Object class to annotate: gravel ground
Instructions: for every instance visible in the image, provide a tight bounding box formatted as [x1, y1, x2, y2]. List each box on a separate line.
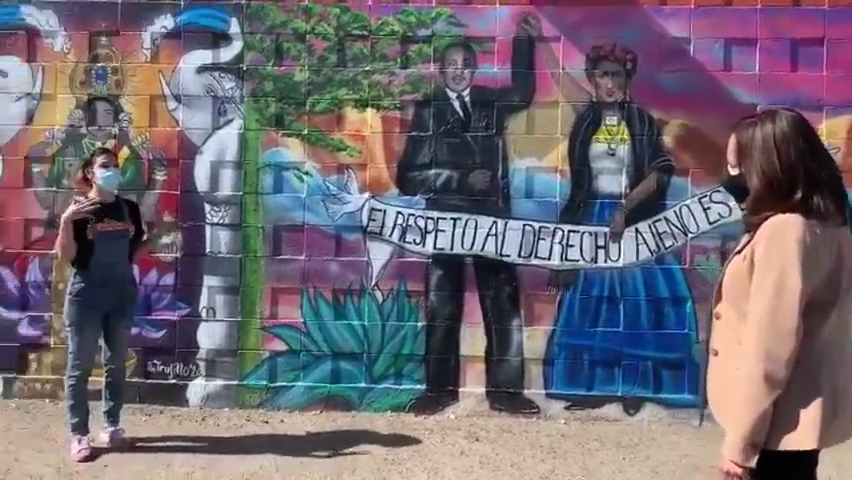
[2, 399, 852, 480]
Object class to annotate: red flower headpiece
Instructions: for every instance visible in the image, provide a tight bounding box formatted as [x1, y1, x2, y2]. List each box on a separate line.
[585, 43, 639, 78]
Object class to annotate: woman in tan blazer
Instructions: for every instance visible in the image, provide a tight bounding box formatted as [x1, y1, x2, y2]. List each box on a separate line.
[709, 107, 852, 480]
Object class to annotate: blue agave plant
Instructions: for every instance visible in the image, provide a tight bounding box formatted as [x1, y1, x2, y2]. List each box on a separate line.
[241, 281, 425, 412]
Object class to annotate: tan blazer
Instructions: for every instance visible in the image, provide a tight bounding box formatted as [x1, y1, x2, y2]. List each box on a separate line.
[707, 213, 852, 467]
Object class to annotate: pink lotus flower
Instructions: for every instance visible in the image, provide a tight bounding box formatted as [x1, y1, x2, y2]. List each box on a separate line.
[132, 264, 191, 340]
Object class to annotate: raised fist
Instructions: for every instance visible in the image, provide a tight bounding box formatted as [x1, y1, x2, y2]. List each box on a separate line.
[516, 13, 542, 37]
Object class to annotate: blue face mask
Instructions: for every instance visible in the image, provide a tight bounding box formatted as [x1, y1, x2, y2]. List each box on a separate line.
[93, 167, 121, 193]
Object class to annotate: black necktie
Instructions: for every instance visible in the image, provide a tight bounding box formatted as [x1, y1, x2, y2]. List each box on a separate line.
[456, 93, 472, 125]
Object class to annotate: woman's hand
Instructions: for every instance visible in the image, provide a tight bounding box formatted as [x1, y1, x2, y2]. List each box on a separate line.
[55, 198, 97, 261]
[719, 458, 750, 479]
[609, 207, 627, 241]
[60, 198, 99, 224]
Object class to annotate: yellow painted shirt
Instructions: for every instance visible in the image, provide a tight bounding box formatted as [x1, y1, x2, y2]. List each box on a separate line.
[591, 119, 630, 146]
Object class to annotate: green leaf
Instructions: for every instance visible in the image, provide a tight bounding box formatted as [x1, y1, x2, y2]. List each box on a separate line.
[332, 289, 363, 350]
[325, 355, 369, 384]
[404, 317, 426, 358]
[395, 282, 412, 325]
[261, 324, 319, 352]
[399, 358, 426, 385]
[369, 322, 420, 382]
[402, 286, 427, 357]
[262, 355, 368, 410]
[241, 350, 303, 387]
[304, 289, 364, 354]
[430, 8, 455, 24]
[370, 284, 425, 383]
[302, 3, 326, 20]
[372, 18, 403, 37]
[340, 290, 361, 323]
[346, 11, 371, 36]
[331, 289, 367, 351]
[265, 384, 362, 411]
[264, 385, 328, 411]
[300, 289, 331, 353]
[358, 385, 422, 413]
[362, 285, 385, 355]
[378, 288, 397, 321]
[312, 23, 336, 40]
[379, 281, 425, 366]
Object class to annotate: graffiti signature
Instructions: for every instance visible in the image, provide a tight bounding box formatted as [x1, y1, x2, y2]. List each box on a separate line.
[146, 360, 200, 380]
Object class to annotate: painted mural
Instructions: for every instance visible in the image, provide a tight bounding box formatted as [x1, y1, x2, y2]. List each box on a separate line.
[0, 1, 849, 418]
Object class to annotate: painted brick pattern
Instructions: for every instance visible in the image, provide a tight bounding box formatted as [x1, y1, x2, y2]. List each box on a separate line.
[0, 0, 847, 418]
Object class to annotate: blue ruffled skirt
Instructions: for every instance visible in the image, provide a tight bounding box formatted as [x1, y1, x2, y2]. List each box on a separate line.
[542, 196, 700, 408]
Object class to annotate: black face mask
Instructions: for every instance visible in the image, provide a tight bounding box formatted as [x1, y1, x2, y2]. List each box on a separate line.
[721, 172, 750, 207]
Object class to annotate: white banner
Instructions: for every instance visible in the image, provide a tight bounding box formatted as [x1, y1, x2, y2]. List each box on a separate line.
[322, 168, 742, 287]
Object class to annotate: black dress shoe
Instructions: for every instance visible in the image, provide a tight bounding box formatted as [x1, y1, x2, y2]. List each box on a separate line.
[405, 393, 459, 415]
[487, 393, 540, 415]
[621, 398, 645, 417]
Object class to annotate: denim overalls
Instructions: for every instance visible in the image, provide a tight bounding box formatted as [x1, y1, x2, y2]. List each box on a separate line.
[64, 200, 138, 436]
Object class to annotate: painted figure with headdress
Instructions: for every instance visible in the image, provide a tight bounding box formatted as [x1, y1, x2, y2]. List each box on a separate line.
[538, 42, 699, 415]
[27, 34, 168, 230]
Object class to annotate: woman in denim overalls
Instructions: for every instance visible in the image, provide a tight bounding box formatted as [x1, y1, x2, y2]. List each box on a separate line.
[55, 146, 147, 462]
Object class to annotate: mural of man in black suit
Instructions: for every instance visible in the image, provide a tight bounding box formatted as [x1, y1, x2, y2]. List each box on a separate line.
[395, 13, 542, 416]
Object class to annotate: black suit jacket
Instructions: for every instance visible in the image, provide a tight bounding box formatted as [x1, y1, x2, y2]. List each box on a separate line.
[395, 36, 536, 217]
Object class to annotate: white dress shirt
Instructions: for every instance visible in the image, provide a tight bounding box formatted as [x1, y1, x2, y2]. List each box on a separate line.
[446, 87, 471, 117]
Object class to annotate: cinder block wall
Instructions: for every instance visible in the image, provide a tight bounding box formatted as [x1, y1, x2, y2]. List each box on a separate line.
[0, 1, 847, 418]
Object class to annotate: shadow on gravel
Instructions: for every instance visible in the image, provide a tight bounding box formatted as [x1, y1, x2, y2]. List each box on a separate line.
[114, 430, 422, 458]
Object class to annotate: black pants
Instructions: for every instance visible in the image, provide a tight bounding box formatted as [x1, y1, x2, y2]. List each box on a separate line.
[422, 255, 525, 395]
[752, 449, 819, 480]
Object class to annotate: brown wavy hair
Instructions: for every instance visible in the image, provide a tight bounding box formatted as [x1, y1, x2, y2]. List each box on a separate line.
[74, 146, 117, 190]
[733, 107, 849, 232]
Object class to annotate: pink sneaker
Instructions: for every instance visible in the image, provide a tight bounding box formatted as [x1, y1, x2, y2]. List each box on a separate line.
[99, 427, 129, 448]
[69, 435, 94, 462]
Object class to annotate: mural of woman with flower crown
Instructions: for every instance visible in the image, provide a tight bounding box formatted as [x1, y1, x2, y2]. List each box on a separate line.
[542, 43, 699, 414]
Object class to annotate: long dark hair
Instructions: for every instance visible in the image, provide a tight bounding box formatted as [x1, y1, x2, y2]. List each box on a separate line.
[733, 107, 849, 232]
